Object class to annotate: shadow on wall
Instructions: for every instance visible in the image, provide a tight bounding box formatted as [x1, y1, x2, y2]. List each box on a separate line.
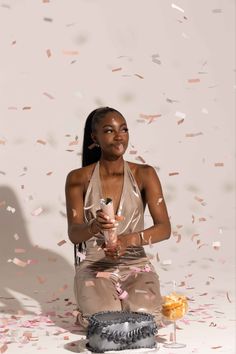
[0, 185, 76, 330]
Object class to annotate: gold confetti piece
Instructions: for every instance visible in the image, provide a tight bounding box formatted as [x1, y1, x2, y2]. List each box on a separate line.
[85, 280, 95, 287]
[0, 200, 6, 208]
[43, 92, 54, 99]
[46, 171, 53, 175]
[214, 162, 224, 167]
[36, 139, 47, 145]
[140, 113, 161, 120]
[12, 257, 28, 267]
[211, 346, 222, 349]
[177, 118, 184, 125]
[14, 248, 26, 253]
[22, 106, 31, 110]
[188, 78, 200, 83]
[171, 3, 185, 13]
[185, 132, 203, 137]
[169, 172, 179, 176]
[0, 344, 8, 354]
[199, 217, 206, 222]
[31, 207, 43, 216]
[0, 139, 6, 145]
[112, 67, 122, 72]
[134, 73, 144, 79]
[135, 156, 146, 163]
[57, 240, 67, 246]
[23, 331, 33, 339]
[62, 50, 79, 55]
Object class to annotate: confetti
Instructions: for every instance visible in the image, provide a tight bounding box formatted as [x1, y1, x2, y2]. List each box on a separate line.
[46, 171, 53, 175]
[77, 251, 86, 261]
[188, 78, 200, 83]
[46, 49, 51, 57]
[169, 172, 179, 176]
[43, 17, 53, 22]
[43, 92, 55, 99]
[57, 240, 67, 246]
[212, 241, 221, 250]
[14, 233, 20, 240]
[177, 118, 184, 125]
[0, 139, 6, 145]
[226, 292, 232, 303]
[62, 50, 79, 55]
[135, 156, 146, 163]
[96, 272, 111, 279]
[134, 73, 144, 79]
[6, 205, 16, 213]
[212, 9, 222, 13]
[185, 132, 203, 137]
[85, 280, 95, 287]
[112, 67, 122, 72]
[22, 106, 31, 110]
[14, 248, 26, 253]
[157, 197, 163, 205]
[37, 276, 46, 284]
[129, 150, 137, 154]
[12, 257, 28, 267]
[36, 139, 47, 145]
[0, 344, 8, 354]
[171, 3, 185, 13]
[175, 111, 186, 119]
[214, 162, 224, 167]
[162, 259, 172, 265]
[151, 54, 161, 64]
[199, 217, 206, 222]
[69, 140, 79, 146]
[31, 207, 43, 216]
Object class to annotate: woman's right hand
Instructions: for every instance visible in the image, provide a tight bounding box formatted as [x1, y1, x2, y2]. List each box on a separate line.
[94, 209, 118, 234]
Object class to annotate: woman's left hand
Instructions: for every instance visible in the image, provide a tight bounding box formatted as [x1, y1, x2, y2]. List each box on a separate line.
[102, 235, 127, 259]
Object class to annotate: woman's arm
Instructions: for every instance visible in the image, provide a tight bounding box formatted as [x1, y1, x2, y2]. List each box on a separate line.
[65, 168, 117, 244]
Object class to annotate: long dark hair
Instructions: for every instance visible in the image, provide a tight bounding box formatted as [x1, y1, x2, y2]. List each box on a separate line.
[82, 106, 122, 167]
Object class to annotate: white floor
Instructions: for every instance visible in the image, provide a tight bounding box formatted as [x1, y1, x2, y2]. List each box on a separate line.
[1, 247, 235, 354]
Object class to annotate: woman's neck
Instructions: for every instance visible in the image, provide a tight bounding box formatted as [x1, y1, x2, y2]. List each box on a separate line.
[99, 157, 124, 176]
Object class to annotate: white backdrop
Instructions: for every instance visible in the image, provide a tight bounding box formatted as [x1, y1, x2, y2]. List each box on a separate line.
[0, 0, 235, 333]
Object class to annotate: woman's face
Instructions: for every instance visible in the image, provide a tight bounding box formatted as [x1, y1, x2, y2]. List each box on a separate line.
[92, 111, 129, 159]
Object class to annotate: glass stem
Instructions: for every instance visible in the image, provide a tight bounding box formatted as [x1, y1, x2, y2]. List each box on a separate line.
[173, 321, 177, 343]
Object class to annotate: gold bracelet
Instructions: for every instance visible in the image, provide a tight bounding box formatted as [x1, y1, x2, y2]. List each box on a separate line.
[88, 219, 100, 236]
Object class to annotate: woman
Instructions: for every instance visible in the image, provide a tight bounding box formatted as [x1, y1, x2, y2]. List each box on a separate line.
[65, 107, 171, 329]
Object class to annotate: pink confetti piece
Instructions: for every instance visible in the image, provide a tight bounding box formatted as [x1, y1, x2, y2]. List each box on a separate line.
[37, 275, 46, 284]
[195, 196, 204, 202]
[212, 241, 221, 249]
[14, 248, 26, 253]
[214, 162, 224, 167]
[36, 139, 47, 145]
[31, 207, 43, 216]
[43, 92, 54, 99]
[46, 171, 53, 175]
[192, 215, 195, 223]
[72, 208, 77, 217]
[134, 73, 144, 79]
[0, 200, 6, 207]
[169, 172, 179, 176]
[118, 290, 128, 300]
[8, 106, 18, 110]
[0, 344, 8, 353]
[211, 346, 222, 349]
[77, 251, 86, 261]
[12, 257, 28, 267]
[191, 233, 200, 241]
[46, 49, 51, 57]
[157, 197, 163, 205]
[139, 113, 162, 122]
[185, 132, 203, 137]
[112, 67, 122, 72]
[199, 217, 206, 222]
[22, 106, 31, 110]
[188, 78, 200, 83]
[0, 139, 6, 145]
[69, 140, 79, 146]
[62, 50, 79, 56]
[129, 150, 137, 154]
[57, 240, 67, 246]
[96, 272, 111, 279]
[85, 280, 95, 287]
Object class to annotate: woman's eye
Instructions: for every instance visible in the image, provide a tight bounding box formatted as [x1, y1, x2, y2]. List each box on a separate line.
[104, 129, 113, 133]
[122, 128, 128, 133]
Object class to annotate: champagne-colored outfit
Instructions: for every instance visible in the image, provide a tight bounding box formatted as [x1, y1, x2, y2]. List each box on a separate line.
[74, 161, 162, 328]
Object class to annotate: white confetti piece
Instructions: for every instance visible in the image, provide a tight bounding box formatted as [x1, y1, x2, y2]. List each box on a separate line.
[157, 197, 163, 205]
[212, 241, 221, 249]
[6, 205, 16, 213]
[12, 257, 28, 267]
[77, 251, 86, 261]
[201, 108, 208, 114]
[162, 259, 172, 265]
[14, 233, 20, 240]
[85, 280, 95, 287]
[31, 207, 43, 216]
[175, 111, 186, 119]
[171, 3, 185, 13]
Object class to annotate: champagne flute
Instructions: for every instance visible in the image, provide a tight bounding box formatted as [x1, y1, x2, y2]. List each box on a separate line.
[162, 281, 188, 348]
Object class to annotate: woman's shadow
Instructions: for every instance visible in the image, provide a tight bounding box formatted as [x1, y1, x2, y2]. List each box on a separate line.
[0, 185, 79, 332]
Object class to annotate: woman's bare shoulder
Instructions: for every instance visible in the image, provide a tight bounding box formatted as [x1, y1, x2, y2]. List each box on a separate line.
[66, 163, 96, 185]
[127, 161, 157, 189]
